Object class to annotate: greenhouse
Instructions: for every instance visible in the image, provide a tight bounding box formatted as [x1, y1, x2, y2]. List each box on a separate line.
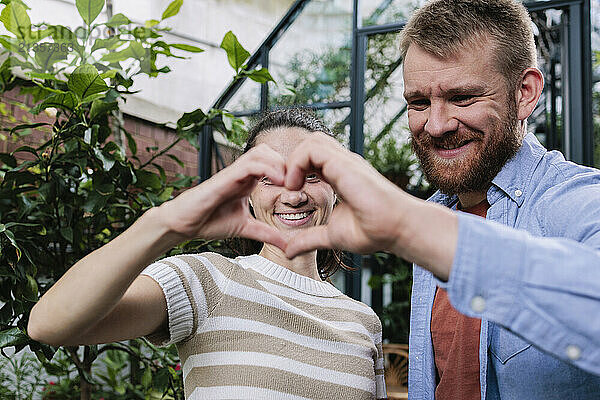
[1, 0, 599, 399]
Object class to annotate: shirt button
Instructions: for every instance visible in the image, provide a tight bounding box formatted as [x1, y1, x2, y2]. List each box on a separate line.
[515, 189, 523, 197]
[470, 296, 486, 313]
[566, 345, 582, 360]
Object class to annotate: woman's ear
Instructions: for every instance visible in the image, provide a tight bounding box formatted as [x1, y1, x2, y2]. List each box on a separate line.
[248, 197, 255, 217]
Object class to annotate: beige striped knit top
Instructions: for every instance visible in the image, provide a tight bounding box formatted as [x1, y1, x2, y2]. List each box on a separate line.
[141, 252, 386, 399]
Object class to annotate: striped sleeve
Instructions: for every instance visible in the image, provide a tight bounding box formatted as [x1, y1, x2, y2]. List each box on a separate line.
[374, 326, 387, 399]
[140, 253, 234, 346]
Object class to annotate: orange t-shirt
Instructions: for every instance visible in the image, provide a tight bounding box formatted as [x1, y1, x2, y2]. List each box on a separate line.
[431, 199, 489, 400]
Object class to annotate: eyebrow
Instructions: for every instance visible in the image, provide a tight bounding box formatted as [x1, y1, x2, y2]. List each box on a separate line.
[404, 84, 487, 100]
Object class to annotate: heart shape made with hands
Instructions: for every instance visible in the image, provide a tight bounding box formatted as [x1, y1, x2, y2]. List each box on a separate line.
[235, 135, 395, 259]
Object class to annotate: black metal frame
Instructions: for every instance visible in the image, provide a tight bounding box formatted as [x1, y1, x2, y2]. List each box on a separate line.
[201, 0, 594, 299]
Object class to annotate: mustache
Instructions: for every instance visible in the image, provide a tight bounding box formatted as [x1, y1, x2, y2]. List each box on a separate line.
[417, 130, 484, 148]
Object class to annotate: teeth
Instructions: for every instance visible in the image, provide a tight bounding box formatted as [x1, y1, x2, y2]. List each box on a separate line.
[278, 212, 310, 220]
[440, 142, 465, 150]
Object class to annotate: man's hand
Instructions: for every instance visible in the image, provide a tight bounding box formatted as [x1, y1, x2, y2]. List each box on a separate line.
[283, 135, 458, 280]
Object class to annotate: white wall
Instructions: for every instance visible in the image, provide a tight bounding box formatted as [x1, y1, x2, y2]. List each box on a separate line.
[16, 0, 296, 123]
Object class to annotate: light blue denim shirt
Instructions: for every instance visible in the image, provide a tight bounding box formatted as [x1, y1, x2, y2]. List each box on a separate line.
[408, 133, 600, 399]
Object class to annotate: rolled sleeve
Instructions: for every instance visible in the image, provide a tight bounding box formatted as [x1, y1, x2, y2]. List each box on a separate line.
[141, 262, 194, 346]
[445, 212, 600, 376]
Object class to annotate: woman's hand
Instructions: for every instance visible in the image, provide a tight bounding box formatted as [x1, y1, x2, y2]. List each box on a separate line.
[157, 143, 288, 251]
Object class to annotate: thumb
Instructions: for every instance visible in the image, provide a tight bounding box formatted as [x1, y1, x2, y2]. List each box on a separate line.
[285, 225, 332, 259]
[240, 220, 288, 252]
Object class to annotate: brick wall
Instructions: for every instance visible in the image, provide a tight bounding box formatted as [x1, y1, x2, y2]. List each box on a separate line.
[1, 87, 201, 181]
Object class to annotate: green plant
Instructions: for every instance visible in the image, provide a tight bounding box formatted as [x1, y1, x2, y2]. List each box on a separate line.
[0, 350, 46, 399]
[0, 0, 273, 399]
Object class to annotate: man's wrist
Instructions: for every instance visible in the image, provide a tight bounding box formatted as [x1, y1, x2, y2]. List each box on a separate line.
[387, 198, 456, 281]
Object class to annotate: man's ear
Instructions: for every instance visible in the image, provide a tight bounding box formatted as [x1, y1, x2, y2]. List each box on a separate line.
[516, 67, 544, 121]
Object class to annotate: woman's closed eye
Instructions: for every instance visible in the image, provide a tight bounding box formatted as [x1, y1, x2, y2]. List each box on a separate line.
[261, 174, 319, 185]
[305, 173, 320, 183]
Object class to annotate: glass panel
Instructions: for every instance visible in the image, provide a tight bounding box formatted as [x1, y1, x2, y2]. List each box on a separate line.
[362, 32, 427, 194]
[528, 8, 565, 152]
[359, 0, 421, 27]
[313, 107, 351, 146]
[222, 79, 261, 113]
[268, 0, 353, 106]
[592, 0, 600, 168]
[365, 32, 404, 101]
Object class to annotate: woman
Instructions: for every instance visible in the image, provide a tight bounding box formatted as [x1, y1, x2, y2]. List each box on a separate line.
[28, 108, 386, 399]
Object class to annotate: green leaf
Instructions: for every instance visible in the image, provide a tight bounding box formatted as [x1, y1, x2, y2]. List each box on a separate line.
[123, 129, 137, 155]
[34, 43, 69, 72]
[60, 226, 73, 243]
[76, 0, 105, 26]
[31, 92, 77, 114]
[157, 187, 173, 202]
[3, 229, 21, 260]
[220, 31, 250, 72]
[145, 19, 160, 28]
[93, 147, 115, 170]
[0, 2, 31, 39]
[99, 69, 118, 79]
[91, 36, 122, 53]
[161, 0, 183, 20]
[11, 145, 38, 157]
[19, 85, 53, 103]
[38, 181, 55, 202]
[89, 99, 117, 121]
[9, 122, 50, 134]
[24, 274, 38, 301]
[0, 327, 29, 348]
[0, 0, 30, 10]
[0, 35, 21, 52]
[49, 25, 82, 53]
[101, 41, 147, 63]
[0, 153, 17, 167]
[22, 27, 53, 44]
[244, 67, 274, 84]
[177, 108, 206, 130]
[135, 170, 162, 190]
[141, 366, 152, 389]
[68, 64, 109, 100]
[83, 191, 107, 213]
[105, 12, 130, 27]
[167, 153, 184, 168]
[26, 71, 61, 81]
[171, 43, 203, 53]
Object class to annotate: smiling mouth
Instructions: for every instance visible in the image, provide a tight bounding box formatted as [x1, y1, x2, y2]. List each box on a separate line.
[277, 211, 312, 220]
[274, 210, 315, 226]
[436, 139, 474, 150]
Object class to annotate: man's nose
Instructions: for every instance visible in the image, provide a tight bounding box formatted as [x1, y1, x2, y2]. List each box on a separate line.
[424, 101, 459, 137]
[280, 189, 308, 206]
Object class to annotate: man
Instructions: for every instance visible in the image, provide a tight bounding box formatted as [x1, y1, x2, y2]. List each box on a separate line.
[283, 0, 600, 398]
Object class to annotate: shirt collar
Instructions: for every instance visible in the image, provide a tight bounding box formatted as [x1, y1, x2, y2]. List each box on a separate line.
[428, 133, 546, 207]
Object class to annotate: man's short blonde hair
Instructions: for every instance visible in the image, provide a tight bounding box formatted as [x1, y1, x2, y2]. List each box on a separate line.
[400, 0, 537, 91]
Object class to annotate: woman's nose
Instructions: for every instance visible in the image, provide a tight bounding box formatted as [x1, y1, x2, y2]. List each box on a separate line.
[280, 189, 308, 206]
